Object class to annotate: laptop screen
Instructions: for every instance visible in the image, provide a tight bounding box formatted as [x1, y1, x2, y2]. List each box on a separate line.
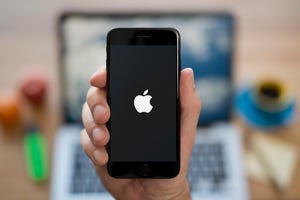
[59, 13, 234, 125]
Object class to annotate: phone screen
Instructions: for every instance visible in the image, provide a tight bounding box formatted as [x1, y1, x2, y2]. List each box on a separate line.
[109, 44, 177, 162]
[107, 29, 180, 171]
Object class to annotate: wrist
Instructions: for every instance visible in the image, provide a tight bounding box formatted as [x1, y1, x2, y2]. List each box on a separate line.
[172, 179, 191, 200]
[146, 179, 191, 200]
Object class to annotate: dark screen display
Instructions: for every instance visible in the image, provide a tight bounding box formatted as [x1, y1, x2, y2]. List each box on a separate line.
[109, 45, 177, 162]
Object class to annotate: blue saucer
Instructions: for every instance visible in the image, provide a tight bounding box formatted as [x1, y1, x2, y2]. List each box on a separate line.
[235, 88, 296, 128]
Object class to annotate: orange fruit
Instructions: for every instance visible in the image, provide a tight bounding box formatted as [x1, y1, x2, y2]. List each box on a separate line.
[0, 93, 20, 127]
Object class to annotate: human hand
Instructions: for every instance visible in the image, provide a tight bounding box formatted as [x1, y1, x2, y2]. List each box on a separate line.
[81, 66, 201, 200]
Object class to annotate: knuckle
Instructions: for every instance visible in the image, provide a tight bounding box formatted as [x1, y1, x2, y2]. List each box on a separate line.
[99, 151, 108, 164]
[195, 97, 202, 113]
[82, 104, 96, 131]
[102, 154, 108, 165]
[97, 109, 110, 124]
[102, 131, 110, 145]
[80, 129, 88, 150]
[82, 102, 87, 112]
[86, 87, 97, 103]
[104, 127, 110, 142]
[104, 108, 111, 121]
[87, 116, 96, 130]
[81, 102, 88, 122]
[95, 126, 110, 146]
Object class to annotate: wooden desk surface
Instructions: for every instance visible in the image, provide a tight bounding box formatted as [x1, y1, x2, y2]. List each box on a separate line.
[0, 0, 299, 199]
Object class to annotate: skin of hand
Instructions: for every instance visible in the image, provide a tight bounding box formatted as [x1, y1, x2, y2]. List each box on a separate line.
[81, 66, 201, 200]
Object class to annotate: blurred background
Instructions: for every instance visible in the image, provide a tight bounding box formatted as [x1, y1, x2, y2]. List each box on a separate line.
[0, 0, 300, 200]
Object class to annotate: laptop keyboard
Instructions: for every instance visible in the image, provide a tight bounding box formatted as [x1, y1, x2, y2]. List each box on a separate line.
[188, 142, 227, 192]
[70, 144, 106, 193]
[70, 142, 227, 194]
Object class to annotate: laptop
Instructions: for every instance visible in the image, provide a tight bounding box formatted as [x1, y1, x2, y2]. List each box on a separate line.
[51, 12, 248, 200]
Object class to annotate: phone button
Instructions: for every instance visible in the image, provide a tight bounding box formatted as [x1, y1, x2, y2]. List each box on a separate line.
[139, 163, 150, 177]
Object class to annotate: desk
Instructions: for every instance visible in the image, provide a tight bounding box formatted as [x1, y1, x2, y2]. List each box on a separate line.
[0, 0, 299, 199]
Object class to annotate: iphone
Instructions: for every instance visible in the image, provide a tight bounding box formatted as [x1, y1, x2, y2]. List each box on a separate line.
[106, 28, 180, 178]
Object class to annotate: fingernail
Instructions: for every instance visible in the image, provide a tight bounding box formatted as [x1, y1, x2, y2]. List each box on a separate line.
[93, 105, 107, 122]
[93, 128, 103, 143]
[93, 149, 103, 164]
[188, 68, 195, 89]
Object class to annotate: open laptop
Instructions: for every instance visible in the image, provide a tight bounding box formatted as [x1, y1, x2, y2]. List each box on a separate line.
[51, 12, 248, 200]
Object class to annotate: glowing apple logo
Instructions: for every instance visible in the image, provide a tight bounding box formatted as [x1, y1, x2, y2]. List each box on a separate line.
[134, 89, 153, 113]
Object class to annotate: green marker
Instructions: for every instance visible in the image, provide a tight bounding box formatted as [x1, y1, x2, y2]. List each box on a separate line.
[24, 126, 48, 182]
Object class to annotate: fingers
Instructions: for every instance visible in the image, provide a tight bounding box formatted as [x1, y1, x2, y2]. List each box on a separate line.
[81, 129, 108, 166]
[86, 86, 110, 124]
[180, 68, 201, 133]
[81, 66, 110, 166]
[179, 68, 201, 170]
[90, 65, 107, 88]
[82, 102, 110, 146]
[84, 65, 110, 145]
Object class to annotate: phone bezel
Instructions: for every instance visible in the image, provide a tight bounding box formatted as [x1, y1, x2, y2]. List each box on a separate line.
[106, 28, 181, 178]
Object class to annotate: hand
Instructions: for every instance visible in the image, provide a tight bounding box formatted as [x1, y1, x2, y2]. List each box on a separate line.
[81, 66, 201, 200]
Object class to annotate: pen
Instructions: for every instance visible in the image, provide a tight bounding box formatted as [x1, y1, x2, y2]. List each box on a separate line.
[24, 126, 48, 182]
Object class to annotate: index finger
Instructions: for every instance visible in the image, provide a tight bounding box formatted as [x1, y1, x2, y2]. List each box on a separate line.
[90, 65, 107, 88]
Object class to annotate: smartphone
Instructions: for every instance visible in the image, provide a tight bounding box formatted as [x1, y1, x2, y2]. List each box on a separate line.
[106, 28, 180, 178]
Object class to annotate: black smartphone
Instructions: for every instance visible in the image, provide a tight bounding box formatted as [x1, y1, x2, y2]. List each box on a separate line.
[106, 28, 180, 178]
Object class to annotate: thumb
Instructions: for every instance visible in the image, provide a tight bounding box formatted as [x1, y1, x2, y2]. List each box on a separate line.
[180, 68, 201, 172]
